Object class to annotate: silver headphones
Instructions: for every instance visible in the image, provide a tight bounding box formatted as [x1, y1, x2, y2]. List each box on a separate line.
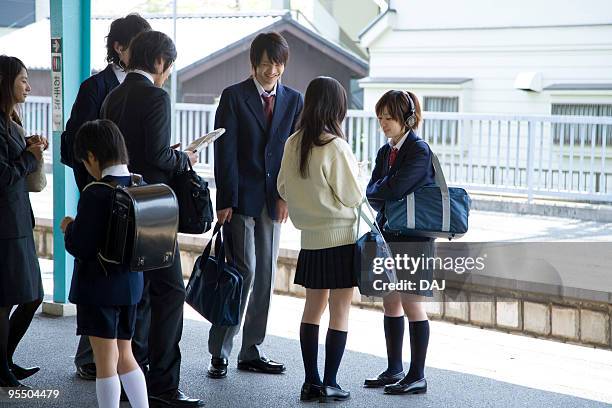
[401, 91, 417, 129]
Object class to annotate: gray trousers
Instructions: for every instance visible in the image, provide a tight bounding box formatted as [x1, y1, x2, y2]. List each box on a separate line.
[208, 205, 280, 361]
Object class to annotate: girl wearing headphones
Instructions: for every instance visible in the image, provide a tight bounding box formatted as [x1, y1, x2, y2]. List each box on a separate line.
[364, 90, 436, 395]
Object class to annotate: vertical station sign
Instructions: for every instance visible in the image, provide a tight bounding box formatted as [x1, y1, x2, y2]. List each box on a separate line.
[51, 37, 63, 132]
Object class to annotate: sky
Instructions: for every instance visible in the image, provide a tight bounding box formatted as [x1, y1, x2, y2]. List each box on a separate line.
[92, 0, 274, 15]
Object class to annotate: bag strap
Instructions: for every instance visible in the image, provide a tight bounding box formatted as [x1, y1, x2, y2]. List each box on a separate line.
[430, 153, 450, 232]
[200, 222, 222, 263]
[130, 173, 143, 186]
[404, 152, 451, 232]
[356, 197, 398, 283]
[222, 224, 235, 266]
[83, 173, 142, 192]
[356, 198, 385, 239]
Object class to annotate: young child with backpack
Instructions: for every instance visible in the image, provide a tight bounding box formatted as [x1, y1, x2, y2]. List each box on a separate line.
[60, 119, 148, 408]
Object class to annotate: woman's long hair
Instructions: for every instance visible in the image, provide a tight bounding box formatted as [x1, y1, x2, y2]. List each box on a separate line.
[0, 55, 27, 124]
[297, 76, 347, 178]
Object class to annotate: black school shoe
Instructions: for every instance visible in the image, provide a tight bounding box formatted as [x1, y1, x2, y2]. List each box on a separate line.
[384, 377, 427, 395]
[10, 364, 40, 381]
[76, 363, 96, 381]
[148, 389, 205, 407]
[237, 357, 285, 374]
[207, 357, 228, 379]
[319, 385, 350, 403]
[363, 370, 405, 388]
[300, 382, 323, 402]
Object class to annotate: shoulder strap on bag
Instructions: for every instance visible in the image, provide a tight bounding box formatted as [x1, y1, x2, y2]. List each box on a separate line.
[130, 173, 143, 186]
[430, 152, 451, 232]
[356, 198, 384, 239]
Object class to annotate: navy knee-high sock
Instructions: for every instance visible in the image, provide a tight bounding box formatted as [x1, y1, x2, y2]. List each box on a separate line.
[323, 328, 348, 388]
[383, 315, 404, 375]
[405, 320, 430, 383]
[0, 306, 19, 386]
[300, 323, 322, 385]
[7, 299, 42, 366]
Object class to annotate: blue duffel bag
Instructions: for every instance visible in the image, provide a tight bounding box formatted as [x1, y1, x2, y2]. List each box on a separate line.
[384, 153, 471, 240]
[354, 199, 397, 298]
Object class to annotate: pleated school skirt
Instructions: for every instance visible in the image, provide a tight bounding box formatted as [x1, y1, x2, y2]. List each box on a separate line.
[294, 243, 358, 289]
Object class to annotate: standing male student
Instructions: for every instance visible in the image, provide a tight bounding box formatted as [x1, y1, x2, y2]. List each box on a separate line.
[101, 30, 203, 407]
[208, 32, 303, 379]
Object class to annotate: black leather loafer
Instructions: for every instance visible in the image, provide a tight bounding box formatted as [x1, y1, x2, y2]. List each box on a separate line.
[363, 370, 405, 388]
[319, 385, 350, 403]
[237, 357, 285, 374]
[300, 382, 323, 402]
[76, 363, 96, 381]
[0, 377, 30, 390]
[384, 377, 427, 395]
[10, 364, 40, 381]
[207, 357, 228, 379]
[149, 389, 205, 407]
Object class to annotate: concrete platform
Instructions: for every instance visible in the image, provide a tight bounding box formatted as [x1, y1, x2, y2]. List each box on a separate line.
[3, 294, 611, 407]
[3, 259, 611, 407]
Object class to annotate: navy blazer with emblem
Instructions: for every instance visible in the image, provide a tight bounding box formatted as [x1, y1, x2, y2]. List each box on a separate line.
[60, 64, 120, 191]
[213, 78, 303, 220]
[366, 130, 436, 231]
[65, 175, 144, 306]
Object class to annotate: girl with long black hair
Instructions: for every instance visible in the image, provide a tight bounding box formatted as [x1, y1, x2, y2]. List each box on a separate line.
[277, 76, 363, 402]
[0, 55, 48, 390]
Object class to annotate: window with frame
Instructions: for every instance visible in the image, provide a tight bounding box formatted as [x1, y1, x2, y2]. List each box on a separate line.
[422, 96, 459, 145]
[552, 103, 612, 146]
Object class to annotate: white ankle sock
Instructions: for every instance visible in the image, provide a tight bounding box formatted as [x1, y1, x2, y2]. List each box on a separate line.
[95, 375, 121, 408]
[119, 368, 149, 408]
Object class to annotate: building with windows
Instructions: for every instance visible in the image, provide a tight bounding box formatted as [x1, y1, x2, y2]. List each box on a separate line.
[0, 11, 368, 106]
[358, 0, 612, 200]
[358, 0, 612, 120]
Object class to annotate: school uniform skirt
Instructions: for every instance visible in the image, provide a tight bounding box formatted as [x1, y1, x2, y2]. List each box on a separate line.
[383, 231, 435, 297]
[294, 243, 358, 289]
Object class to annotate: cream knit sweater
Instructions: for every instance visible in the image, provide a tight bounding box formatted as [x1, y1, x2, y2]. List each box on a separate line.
[277, 131, 364, 250]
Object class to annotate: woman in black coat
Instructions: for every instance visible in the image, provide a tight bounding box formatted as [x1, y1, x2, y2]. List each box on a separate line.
[364, 90, 435, 396]
[0, 55, 48, 388]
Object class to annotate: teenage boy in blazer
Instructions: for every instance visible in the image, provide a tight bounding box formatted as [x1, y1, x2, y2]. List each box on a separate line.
[101, 30, 203, 407]
[58, 13, 151, 381]
[209, 32, 303, 379]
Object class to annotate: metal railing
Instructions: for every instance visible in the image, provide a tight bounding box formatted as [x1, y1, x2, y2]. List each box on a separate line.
[345, 110, 612, 203]
[21, 98, 612, 203]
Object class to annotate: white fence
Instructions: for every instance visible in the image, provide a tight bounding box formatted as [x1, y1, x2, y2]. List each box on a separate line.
[21, 98, 612, 203]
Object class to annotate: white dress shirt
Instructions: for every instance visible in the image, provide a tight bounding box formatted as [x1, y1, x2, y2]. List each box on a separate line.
[253, 77, 277, 106]
[388, 131, 409, 150]
[101, 164, 131, 178]
[132, 69, 155, 84]
[112, 63, 127, 84]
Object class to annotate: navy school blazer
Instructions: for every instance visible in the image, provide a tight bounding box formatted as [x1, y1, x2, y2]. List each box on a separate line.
[0, 115, 37, 239]
[101, 73, 189, 186]
[213, 78, 303, 220]
[65, 175, 143, 306]
[366, 130, 436, 236]
[60, 64, 120, 192]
